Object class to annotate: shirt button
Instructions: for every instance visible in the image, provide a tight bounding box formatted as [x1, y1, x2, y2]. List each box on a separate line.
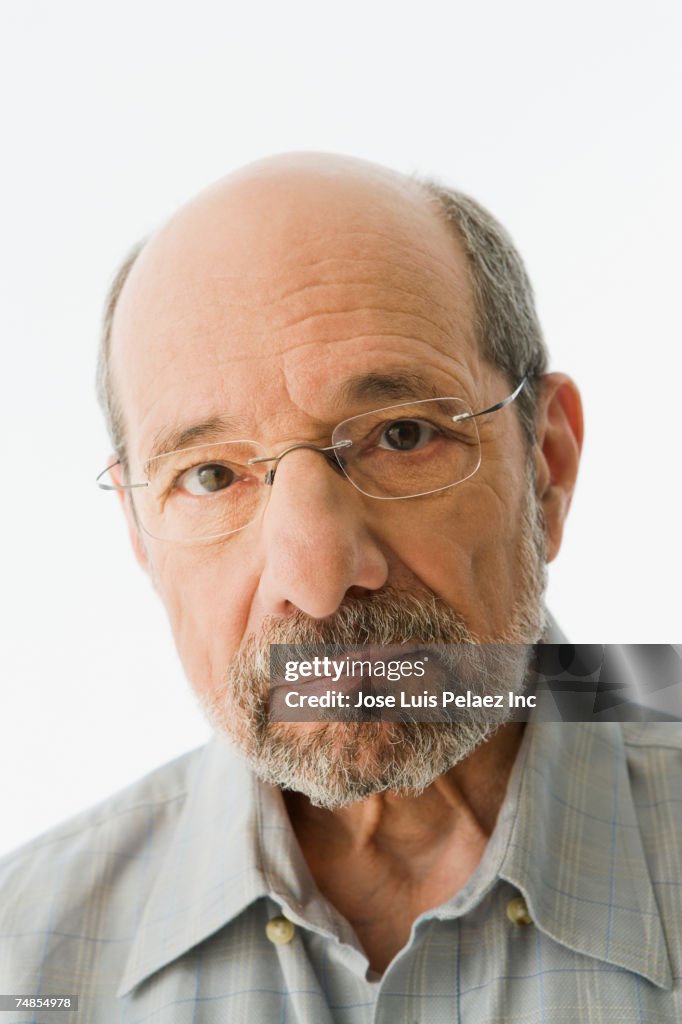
[266, 915, 296, 945]
[506, 895, 533, 926]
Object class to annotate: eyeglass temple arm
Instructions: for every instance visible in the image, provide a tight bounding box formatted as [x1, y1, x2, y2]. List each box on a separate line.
[95, 461, 149, 491]
[96, 380, 529, 490]
[451, 375, 529, 423]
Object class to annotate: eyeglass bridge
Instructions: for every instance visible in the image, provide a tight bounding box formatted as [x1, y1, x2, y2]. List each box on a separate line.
[247, 440, 354, 486]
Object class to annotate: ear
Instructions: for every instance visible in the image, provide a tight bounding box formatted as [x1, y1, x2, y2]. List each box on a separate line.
[532, 373, 583, 563]
[108, 460, 151, 573]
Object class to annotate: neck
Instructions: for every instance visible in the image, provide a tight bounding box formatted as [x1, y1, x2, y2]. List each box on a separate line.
[285, 722, 526, 973]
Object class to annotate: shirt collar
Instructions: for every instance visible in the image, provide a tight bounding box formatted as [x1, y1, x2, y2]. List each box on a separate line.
[117, 736, 269, 996]
[499, 718, 673, 989]
[118, 731, 362, 997]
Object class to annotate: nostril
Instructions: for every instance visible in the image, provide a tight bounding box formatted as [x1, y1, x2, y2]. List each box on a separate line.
[344, 584, 380, 602]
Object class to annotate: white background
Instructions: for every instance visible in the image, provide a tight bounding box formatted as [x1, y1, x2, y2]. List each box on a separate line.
[1, 0, 680, 855]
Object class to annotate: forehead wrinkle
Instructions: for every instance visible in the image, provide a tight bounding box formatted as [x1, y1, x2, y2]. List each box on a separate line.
[273, 331, 468, 364]
[277, 304, 460, 344]
[262, 247, 479, 370]
[283, 225, 466, 278]
[266, 270, 458, 326]
[262, 275, 470, 357]
[268, 276, 463, 338]
[338, 229, 472, 303]
[268, 235, 471, 310]
[120, 204, 474, 356]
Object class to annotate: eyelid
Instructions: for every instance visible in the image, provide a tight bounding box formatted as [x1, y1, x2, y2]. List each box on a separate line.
[145, 439, 264, 480]
[160, 462, 224, 501]
[179, 461, 238, 489]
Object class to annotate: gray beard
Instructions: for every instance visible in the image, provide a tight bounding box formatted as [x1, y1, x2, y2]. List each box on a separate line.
[199, 478, 547, 809]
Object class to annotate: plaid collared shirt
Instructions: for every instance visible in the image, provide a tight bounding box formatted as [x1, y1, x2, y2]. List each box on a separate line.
[1, 707, 681, 1021]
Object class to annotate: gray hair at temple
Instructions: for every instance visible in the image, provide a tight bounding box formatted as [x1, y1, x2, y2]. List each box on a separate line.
[96, 180, 549, 470]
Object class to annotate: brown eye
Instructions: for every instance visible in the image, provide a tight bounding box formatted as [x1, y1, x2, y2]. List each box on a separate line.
[378, 420, 436, 451]
[179, 463, 236, 495]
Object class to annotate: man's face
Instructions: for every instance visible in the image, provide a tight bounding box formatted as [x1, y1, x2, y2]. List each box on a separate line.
[111, 158, 550, 805]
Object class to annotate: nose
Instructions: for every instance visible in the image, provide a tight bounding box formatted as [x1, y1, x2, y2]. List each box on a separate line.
[255, 446, 389, 619]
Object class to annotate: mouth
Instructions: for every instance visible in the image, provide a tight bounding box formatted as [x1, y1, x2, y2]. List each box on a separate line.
[269, 643, 434, 693]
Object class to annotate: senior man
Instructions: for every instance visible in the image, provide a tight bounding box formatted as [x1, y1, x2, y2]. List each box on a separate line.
[2, 154, 680, 1022]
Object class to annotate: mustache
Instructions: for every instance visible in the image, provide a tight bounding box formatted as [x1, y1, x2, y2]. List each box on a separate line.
[231, 587, 478, 681]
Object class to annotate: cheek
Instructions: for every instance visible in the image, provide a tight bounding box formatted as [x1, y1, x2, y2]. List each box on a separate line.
[381, 480, 527, 628]
[148, 544, 256, 698]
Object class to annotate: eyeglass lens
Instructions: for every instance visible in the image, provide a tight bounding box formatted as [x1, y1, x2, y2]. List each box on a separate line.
[105, 398, 481, 542]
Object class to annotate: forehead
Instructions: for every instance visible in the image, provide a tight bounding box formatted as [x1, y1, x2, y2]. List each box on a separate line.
[111, 169, 481, 460]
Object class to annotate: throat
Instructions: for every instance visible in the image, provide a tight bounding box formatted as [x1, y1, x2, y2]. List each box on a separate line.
[311, 828, 489, 974]
[286, 790, 492, 973]
[284, 723, 525, 972]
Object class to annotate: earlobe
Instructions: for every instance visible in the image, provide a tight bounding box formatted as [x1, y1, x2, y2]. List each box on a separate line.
[533, 374, 583, 562]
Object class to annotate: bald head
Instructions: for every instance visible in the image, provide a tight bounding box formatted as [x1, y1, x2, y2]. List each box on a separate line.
[136, 152, 439, 271]
[98, 153, 547, 468]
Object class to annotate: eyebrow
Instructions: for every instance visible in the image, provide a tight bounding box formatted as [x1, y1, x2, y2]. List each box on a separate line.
[337, 370, 443, 406]
[145, 370, 460, 466]
[147, 416, 242, 463]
